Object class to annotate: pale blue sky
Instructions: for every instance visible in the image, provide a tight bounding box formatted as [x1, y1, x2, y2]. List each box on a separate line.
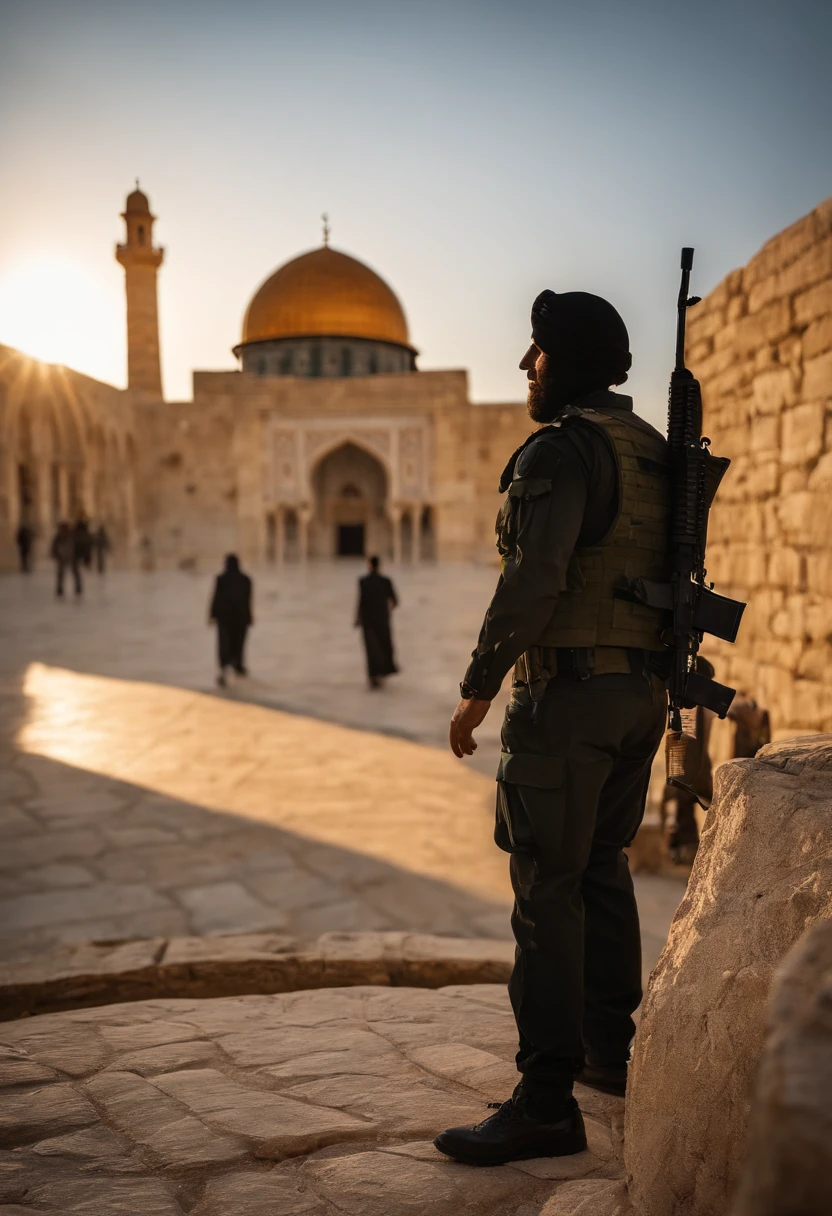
[1, 0, 829, 425]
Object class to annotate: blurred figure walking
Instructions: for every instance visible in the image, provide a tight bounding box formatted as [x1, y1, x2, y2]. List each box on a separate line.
[50, 522, 82, 597]
[15, 523, 35, 573]
[93, 524, 111, 574]
[355, 555, 399, 689]
[73, 518, 93, 569]
[209, 554, 253, 687]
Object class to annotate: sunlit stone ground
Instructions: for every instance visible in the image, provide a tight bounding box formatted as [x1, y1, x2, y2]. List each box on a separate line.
[0, 563, 684, 970]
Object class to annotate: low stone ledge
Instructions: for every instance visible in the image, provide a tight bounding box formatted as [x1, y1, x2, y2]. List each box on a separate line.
[0, 931, 515, 1021]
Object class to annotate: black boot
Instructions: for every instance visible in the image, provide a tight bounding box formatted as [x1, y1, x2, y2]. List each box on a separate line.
[576, 1060, 628, 1098]
[433, 1095, 586, 1166]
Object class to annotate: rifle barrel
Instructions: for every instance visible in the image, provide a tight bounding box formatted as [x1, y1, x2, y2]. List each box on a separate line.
[675, 247, 694, 371]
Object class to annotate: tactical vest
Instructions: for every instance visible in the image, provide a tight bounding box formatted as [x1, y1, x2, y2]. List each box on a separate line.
[537, 408, 671, 650]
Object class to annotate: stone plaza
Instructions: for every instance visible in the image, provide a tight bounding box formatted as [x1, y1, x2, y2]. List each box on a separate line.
[0, 563, 683, 968]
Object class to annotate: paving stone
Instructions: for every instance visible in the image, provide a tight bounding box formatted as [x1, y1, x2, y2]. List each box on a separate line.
[179, 882, 288, 934]
[29, 1125, 144, 1172]
[0, 1047, 60, 1088]
[103, 1039, 217, 1076]
[300, 1148, 543, 1215]
[23, 1176, 186, 1214]
[0, 882, 173, 931]
[281, 1073, 489, 1139]
[0, 1083, 98, 1146]
[192, 1169, 330, 1215]
[151, 1067, 369, 1156]
[219, 1025, 394, 1068]
[17, 864, 95, 889]
[0, 1022, 111, 1078]
[85, 1070, 246, 1171]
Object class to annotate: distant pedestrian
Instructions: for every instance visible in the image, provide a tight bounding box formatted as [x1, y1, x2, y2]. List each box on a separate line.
[15, 523, 34, 573]
[73, 518, 93, 569]
[355, 555, 399, 689]
[93, 524, 111, 574]
[50, 522, 82, 597]
[209, 554, 253, 687]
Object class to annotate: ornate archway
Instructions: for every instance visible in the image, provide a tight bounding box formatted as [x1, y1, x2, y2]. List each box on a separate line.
[310, 441, 391, 558]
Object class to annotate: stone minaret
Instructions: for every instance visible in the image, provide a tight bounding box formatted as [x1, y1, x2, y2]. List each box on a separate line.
[116, 184, 164, 397]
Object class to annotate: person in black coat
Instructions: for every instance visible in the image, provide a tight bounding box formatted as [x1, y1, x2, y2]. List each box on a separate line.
[209, 554, 253, 687]
[355, 555, 399, 689]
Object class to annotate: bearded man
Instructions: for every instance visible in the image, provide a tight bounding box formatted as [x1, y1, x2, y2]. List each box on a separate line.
[434, 290, 672, 1165]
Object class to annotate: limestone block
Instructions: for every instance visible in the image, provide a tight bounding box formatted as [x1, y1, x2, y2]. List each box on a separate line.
[687, 306, 726, 344]
[726, 294, 747, 323]
[732, 919, 832, 1216]
[624, 736, 832, 1216]
[802, 348, 832, 401]
[808, 449, 832, 489]
[751, 368, 797, 416]
[781, 401, 825, 465]
[793, 279, 832, 327]
[742, 213, 822, 287]
[747, 238, 832, 314]
[802, 314, 832, 359]
[766, 547, 803, 590]
[806, 549, 832, 596]
[776, 491, 814, 541]
[807, 593, 832, 642]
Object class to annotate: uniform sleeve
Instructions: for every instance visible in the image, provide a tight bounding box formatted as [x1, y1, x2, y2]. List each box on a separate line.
[462, 435, 589, 700]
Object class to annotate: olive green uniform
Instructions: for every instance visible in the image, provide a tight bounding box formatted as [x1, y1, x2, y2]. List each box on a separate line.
[462, 389, 671, 1105]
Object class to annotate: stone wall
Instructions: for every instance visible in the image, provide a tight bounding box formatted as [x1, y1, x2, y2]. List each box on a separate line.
[687, 197, 832, 736]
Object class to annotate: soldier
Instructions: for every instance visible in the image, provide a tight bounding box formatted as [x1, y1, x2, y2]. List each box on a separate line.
[434, 289, 671, 1165]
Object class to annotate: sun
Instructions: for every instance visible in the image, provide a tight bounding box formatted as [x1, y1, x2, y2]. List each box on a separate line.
[0, 252, 122, 383]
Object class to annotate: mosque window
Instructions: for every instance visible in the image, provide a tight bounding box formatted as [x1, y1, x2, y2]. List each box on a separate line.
[368, 350, 378, 374]
[309, 344, 322, 377]
[258, 358, 267, 375]
[341, 483, 361, 498]
[341, 347, 353, 377]
[138, 225, 145, 246]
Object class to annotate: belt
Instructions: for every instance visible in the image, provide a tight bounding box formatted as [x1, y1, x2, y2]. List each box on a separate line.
[516, 645, 645, 686]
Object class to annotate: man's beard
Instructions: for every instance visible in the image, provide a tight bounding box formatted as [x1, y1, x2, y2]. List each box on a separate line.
[527, 363, 566, 423]
[527, 359, 607, 422]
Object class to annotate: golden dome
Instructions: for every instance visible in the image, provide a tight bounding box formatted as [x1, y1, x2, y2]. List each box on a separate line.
[241, 246, 411, 348]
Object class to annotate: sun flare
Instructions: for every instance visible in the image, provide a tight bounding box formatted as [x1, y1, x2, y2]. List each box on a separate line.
[0, 252, 120, 381]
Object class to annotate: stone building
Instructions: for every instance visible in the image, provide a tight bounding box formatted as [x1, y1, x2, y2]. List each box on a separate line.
[689, 197, 832, 737]
[0, 187, 530, 569]
[0, 345, 136, 560]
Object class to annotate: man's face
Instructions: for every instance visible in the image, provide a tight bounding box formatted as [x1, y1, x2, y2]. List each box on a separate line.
[520, 342, 557, 422]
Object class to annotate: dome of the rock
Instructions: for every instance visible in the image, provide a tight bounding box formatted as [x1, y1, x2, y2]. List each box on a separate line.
[241, 246, 411, 348]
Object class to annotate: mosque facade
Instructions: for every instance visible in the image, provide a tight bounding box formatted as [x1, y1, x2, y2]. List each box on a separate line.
[0, 188, 530, 570]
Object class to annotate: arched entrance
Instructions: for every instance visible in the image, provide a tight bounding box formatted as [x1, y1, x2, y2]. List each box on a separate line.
[311, 442, 391, 558]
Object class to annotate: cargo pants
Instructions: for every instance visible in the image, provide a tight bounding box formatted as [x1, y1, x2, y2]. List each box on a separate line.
[496, 665, 667, 1099]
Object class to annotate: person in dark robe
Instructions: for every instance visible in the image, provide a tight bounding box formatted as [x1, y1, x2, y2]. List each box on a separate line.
[16, 523, 34, 572]
[209, 554, 253, 687]
[93, 524, 111, 574]
[50, 522, 82, 597]
[355, 555, 399, 689]
[73, 518, 93, 569]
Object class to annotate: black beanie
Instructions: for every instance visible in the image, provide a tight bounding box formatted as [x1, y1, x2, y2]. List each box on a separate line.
[531, 289, 632, 386]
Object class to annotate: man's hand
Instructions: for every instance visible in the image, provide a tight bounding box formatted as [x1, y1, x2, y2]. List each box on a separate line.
[449, 697, 491, 758]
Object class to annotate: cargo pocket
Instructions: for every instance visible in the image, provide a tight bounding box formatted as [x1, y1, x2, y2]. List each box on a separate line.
[495, 752, 565, 901]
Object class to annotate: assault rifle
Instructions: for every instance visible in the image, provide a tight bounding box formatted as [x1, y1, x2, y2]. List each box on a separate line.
[622, 249, 746, 799]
